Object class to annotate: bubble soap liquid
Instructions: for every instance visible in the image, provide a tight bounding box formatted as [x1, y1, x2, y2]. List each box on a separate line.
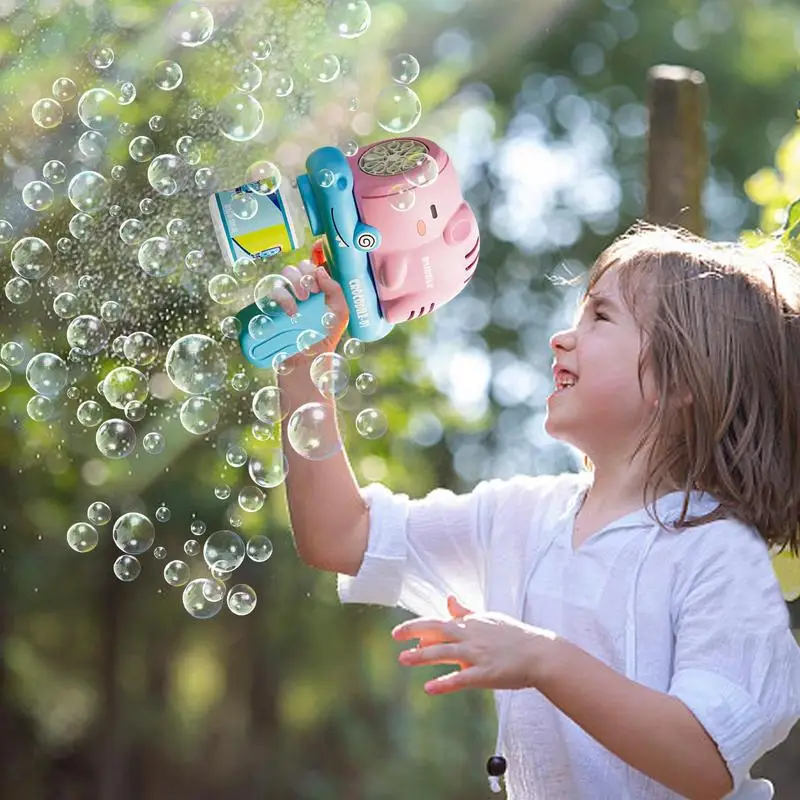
[208, 136, 481, 367]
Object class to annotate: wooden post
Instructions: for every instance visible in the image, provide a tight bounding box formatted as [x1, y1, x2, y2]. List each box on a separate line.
[646, 65, 708, 236]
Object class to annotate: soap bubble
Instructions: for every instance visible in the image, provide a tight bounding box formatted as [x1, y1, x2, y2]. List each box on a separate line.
[153, 546, 167, 559]
[226, 444, 247, 468]
[113, 512, 155, 554]
[238, 486, 264, 513]
[1, 341, 24, 365]
[124, 400, 145, 422]
[190, 520, 206, 536]
[355, 371, 378, 394]
[164, 559, 190, 586]
[221, 317, 242, 339]
[78, 130, 106, 159]
[390, 187, 416, 212]
[194, 166, 215, 189]
[96, 418, 137, 458]
[116, 80, 136, 105]
[67, 522, 98, 553]
[68, 170, 110, 213]
[217, 93, 264, 142]
[214, 483, 231, 500]
[356, 407, 388, 439]
[26, 352, 67, 397]
[154, 505, 170, 523]
[317, 168, 335, 188]
[245, 160, 281, 194]
[22, 180, 54, 211]
[230, 192, 258, 220]
[175, 136, 200, 165]
[167, 2, 214, 47]
[142, 431, 165, 454]
[182, 578, 224, 619]
[248, 314, 273, 340]
[179, 395, 219, 434]
[87, 501, 112, 525]
[43, 160, 66, 183]
[286, 402, 342, 460]
[100, 301, 123, 323]
[0, 220, 13, 243]
[119, 218, 145, 245]
[77, 400, 103, 426]
[67, 315, 108, 356]
[252, 385, 285, 424]
[153, 60, 183, 90]
[232, 59, 262, 92]
[166, 216, 189, 240]
[310, 353, 350, 399]
[269, 72, 294, 98]
[89, 45, 114, 69]
[27, 395, 55, 422]
[327, 0, 372, 38]
[184, 539, 199, 556]
[375, 85, 422, 133]
[138, 236, 180, 277]
[0, 365, 11, 392]
[149, 114, 165, 131]
[52, 77, 77, 101]
[343, 338, 365, 358]
[227, 584, 257, 615]
[309, 53, 341, 83]
[77, 87, 118, 131]
[11, 237, 53, 280]
[254, 273, 294, 315]
[248, 450, 287, 488]
[32, 97, 63, 128]
[129, 135, 156, 162]
[166, 334, 227, 395]
[139, 198, 156, 215]
[113, 555, 141, 581]
[69, 212, 96, 240]
[390, 53, 420, 84]
[5, 277, 32, 304]
[185, 249, 205, 271]
[147, 153, 190, 196]
[102, 366, 149, 409]
[208, 273, 239, 304]
[246, 535, 273, 562]
[203, 530, 245, 573]
[123, 331, 158, 365]
[245, 35, 272, 61]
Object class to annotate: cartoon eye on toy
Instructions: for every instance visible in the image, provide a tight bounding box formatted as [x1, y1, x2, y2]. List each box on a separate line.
[356, 231, 377, 249]
[353, 221, 381, 252]
[357, 138, 429, 177]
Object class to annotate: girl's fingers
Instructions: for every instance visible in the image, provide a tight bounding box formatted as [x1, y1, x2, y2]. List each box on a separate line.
[281, 263, 311, 301]
[269, 284, 298, 317]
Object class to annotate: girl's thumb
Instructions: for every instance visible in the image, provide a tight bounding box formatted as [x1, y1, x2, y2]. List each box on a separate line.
[447, 595, 472, 618]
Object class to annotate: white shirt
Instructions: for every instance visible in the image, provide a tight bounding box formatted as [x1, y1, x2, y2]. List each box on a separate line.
[337, 471, 800, 799]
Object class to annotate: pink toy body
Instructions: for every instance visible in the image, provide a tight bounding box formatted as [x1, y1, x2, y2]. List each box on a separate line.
[348, 137, 480, 324]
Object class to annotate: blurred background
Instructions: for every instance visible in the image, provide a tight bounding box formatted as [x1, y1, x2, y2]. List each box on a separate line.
[0, 0, 798, 797]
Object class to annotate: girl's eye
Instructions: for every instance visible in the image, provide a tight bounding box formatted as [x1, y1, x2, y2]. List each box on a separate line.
[594, 311, 609, 321]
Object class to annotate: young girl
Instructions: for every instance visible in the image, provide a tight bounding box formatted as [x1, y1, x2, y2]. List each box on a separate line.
[276, 223, 800, 799]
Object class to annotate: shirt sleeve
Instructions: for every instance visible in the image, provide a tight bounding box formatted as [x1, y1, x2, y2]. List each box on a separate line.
[667, 524, 800, 793]
[336, 477, 519, 619]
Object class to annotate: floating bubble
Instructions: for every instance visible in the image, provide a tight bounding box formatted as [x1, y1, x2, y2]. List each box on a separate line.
[52, 77, 77, 101]
[43, 160, 66, 183]
[217, 93, 264, 142]
[233, 59, 262, 92]
[166, 217, 189, 240]
[87, 501, 112, 525]
[269, 73, 294, 98]
[89, 45, 114, 69]
[194, 166, 215, 189]
[21, 180, 53, 211]
[96, 418, 137, 458]
[356, 407, 388, 439]
[252, 385, 286, 424]
[69, 212, 96, 241]
[123, 331, 158, 365]
[111, 164, 127, 181]
[153, 59, 183, 90]
[0, 365, 11, 392]
[167, 2, 214, 47]
[355, 371, 378, 394]
[148, 154, 190, 196]
[248, 314, 272, 340]
[116, 80, 136, 105]
[310, 352, 350, 399]
[153, 546, 167, 559]
[32, 97, 63, 128]
[77, 399, 104, 426]
[149, 114, 165, 131]
[124, 400, 146, 422]
[190, 520, 206, 536]
[327, 0, 372, 38]
[180, 395, 219, 434]
[68, 170, 110, 213]
[185, 249, 205, 271]
[139, 198, 156, 215]
[166, 334, 227, 395]
[215, 484, 231, 500]
[5, 277, 32, 304]
[11, 237, 53, 280]
[390, 187, 416, 212]
[391, 53, 420, 85]
[208, 273, 239, 304]
[286, 402, 342, 460]
[254, 273, 294, 315]
[238, 486, 264, 513]
[1, 341, 25, 365]
[77, 88, 118, 131]
[225, 444, 246, 468]
[245, 35, 272, 61]
[0, 220, 13, 243]
[26, 352, 67, 397]
[113, 511, 155, 554]
[129, 135, 155, 162]
[343, 139, 359, 157]
[114, 555, 141, 581]
[244, 160, 281, 195]
[138, 236, 180, 277]
[164, 559, 190, 586]
[317, 168, 335, 188]
[203, 530, 245, 573]
[175, 136, 200, 165]
[67, 315, 108, 356]
[230, 192, 258, 220]
[227, 584, 257, 615]
[248, 450, 288, 489]
[375, 85, 422, 133]
[220, 316, 242, 339]
[103, 366, 149, 409]
[67, 522, 98, 553]
[100, 300, 123, 323]
[309, 53, 341, 83]
[78, 130, 106, 159]
[155, 505, 170, 523]
[246, 535, 273, 562]
[27, 395, 55, 422]
[182, 578, 224, 619]
[343, 337, 365, 358]
[142, 431, 165, 454]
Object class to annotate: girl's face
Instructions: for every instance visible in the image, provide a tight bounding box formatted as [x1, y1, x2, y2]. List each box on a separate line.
[545, 269, 659, 464]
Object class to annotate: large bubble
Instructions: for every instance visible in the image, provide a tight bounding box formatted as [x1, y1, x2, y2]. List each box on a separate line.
[147, 154, 190, 196]
[67, 315, 109, 356]
[217, 93, 264, 142]
[165, 334, 227, 395]
[286, 402, 342, 461]
[153, 60, 183, 90]
[26, 352, 68, 397]
[113, 511, 155, 554]
[203, 530, 245, 573]
[167, 2, 214, 47]
[123, 332, 159, 365]
[96, 418, 137, 458]
[102, 366, 149, 409]
[327, 0, 372, 38]
[77, 87, 118, 131]
[375, 85, 422, 133]
[248, 449, 288, 489]
[11, 236, 53, 280]
[68, 170, 110, 213]
[251, 385, 286, 424]
[138, 237, 181, 277]
[179, 395, 219, 434]
[32, 97, 64, 128]
[182, 578, 224, 619]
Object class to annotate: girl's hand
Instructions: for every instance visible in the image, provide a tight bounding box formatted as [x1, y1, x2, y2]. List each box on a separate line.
[391, 596, 558, 695]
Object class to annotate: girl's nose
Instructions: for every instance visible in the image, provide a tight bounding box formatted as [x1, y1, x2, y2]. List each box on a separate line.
[549, 327, 575, 352]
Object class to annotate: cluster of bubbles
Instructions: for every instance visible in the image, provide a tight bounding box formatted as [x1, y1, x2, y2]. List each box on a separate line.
[1, 0, 428, 619]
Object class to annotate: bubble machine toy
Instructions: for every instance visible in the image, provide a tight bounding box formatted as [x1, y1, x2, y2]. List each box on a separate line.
[208, 137, 481, 368]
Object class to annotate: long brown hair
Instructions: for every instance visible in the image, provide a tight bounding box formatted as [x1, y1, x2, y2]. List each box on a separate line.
[580, 222, 800, 554]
